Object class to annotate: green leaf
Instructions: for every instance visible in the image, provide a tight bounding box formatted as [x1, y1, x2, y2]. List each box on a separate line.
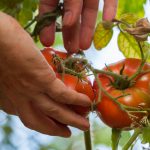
[119, 13, 139, 30]
[141, 42, 150, 62]
[118, 32, 141, 58]
[18, 0, 38, 26]
[18, 8, 33, 25]
[0, 0, 23, 18]
[94, 22, 113, 50]
[120, 13, 139, 24]
[117, 0, 146, 18]
[0, 0, 38, 26]
[111, 128, 121, 150]
[141, 127, 150, 144]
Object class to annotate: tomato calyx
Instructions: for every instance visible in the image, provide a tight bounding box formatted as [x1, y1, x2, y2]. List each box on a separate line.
[101, 63, 138, 90]
[110, 75, 131, 90]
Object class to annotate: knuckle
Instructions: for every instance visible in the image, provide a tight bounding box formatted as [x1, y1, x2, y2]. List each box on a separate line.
[46, 107, 59, 116]
[59, 89, 67, 99]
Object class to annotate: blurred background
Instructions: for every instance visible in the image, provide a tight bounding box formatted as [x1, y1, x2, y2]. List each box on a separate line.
[0, 0, 150, 150]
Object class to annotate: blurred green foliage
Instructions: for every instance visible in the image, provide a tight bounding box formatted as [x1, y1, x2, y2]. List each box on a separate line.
[116, 0, 146, 18]
[0, 0, 148, 150]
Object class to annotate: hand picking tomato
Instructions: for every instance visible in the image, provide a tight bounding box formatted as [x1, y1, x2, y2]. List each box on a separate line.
[41, 47, 67, 71]
[93, 58, 150, 130]
[57, 73, 95, 116]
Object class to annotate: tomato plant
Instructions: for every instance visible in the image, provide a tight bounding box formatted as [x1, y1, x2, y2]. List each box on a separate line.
[93, 58, 150, 129]
[57, 73, 95, 116]
[42, 47, 95, 116]
[41, 47, 67, 71]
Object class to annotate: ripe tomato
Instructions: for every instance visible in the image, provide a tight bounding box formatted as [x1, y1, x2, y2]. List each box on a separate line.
[93, 58, 150, 130]
[56, 73, 95, 116]
[41, 47, 67, 71]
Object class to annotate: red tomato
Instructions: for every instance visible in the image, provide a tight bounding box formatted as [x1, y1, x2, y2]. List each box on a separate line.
[41, 47, 67, 71]
[93, 58, 150, 130]
[56, 73, 95, 116]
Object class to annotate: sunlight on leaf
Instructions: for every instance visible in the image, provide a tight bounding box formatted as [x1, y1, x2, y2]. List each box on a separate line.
[117, 0, 146, 18]
[119, 13, 139, 30]
[118, 32, 141, 58]
[94, 22, 113, 50]
[120, 13, 139, 25]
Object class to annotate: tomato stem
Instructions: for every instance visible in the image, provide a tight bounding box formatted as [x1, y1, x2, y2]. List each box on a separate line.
[113, 18, 131, 28]
[63, 67, 83, 78]
[24, 17, 37, 30]
[128, 42, 146, 81]
[24, 3, 63, 36]
[94, 69, 123, 80]
[111, 128, 121, 150]
[94, 74, 102, 104]
[87, 64, 129, 111]
[122, 128, 142, 150]
[84, 117, 92, 150]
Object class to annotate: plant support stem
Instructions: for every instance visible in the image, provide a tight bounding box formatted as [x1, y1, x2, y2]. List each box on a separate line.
[122, 128, 142, 150]
[84, 117, 92, 150]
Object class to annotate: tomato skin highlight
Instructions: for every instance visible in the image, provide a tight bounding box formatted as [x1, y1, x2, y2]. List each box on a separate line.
[56, 73, 95, 116]
[93, 58, 150, 130]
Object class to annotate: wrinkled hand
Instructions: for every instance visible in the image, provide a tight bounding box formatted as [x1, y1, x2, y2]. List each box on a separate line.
[0, 12, 91, 137]
[39, 0, 118, 53]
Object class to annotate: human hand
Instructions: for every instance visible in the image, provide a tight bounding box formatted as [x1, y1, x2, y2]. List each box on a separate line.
[0, 12, 91, 137]
[39, 0, 118, 53]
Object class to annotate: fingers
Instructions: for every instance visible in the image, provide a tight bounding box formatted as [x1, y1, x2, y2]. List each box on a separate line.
[17, 100, 71, 137]
[39, 0, 59, 46]
[46, 78, 91, 106]
[63, 0, 83, 27]
[62, 0, 83, 53]
[80, 0, 99, 50]
[35, 94, 90, 131]
[63, 21, 80, 53]
[38, 0, 117, 50]
[103, 0, 118, 21]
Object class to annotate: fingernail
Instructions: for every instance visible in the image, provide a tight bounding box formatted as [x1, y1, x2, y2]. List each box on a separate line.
[63, 11, 73, 26]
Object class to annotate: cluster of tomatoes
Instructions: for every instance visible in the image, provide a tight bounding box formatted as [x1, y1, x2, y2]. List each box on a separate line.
[42, 47, 150, 130]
